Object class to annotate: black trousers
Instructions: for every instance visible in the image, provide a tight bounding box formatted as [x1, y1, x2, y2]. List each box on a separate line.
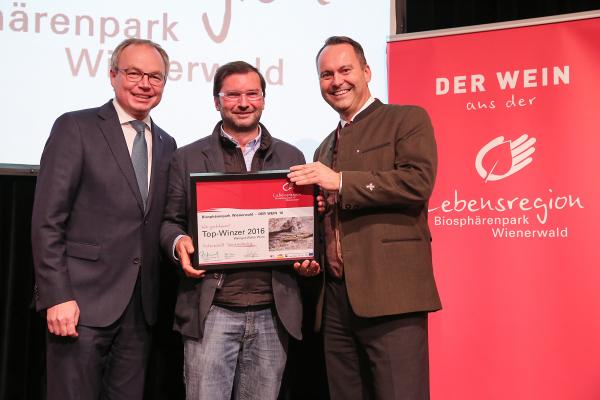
[45, 279, 151, 400]
[323, 277, 430, 400]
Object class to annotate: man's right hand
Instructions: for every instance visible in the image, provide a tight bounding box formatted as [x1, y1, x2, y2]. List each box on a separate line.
[176, 235, 205, 278]
[288, 162, 341, 192]
[46, 300, 80, 337]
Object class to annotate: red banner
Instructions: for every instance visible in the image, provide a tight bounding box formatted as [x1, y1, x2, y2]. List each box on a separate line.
[388, 15, 600, 399]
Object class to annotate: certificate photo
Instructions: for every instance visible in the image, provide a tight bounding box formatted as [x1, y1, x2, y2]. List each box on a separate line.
[190, 171, 315, 270]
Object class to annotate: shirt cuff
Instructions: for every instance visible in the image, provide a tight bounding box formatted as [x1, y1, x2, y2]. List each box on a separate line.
[172, 234, 185, 260]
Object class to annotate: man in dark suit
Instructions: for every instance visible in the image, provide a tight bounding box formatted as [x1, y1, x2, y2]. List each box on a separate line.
[160, 61, 316, 400]
[31, 38, 176, 400]
[288, 36, 442, 399]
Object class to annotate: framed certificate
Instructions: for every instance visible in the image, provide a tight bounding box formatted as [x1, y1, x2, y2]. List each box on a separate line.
[190, 170, 315, 270]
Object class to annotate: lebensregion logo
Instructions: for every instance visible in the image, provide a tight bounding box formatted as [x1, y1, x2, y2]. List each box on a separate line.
[429, 132, 584, 239]
[475, 134, 536, 182]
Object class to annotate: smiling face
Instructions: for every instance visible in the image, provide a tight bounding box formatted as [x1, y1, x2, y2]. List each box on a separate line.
[214, 72, 265, 137]
[109, 44, 166, 120]
[317, 43, 372, 121]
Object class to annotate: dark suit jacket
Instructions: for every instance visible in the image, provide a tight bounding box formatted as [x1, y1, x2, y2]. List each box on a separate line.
[314, 100, 442, 328]
[160, 122, 305, 340]
[31, 100, 177, 327]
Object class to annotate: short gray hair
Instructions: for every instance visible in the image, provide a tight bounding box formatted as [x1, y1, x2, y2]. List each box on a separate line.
[110, 38, 169, 72]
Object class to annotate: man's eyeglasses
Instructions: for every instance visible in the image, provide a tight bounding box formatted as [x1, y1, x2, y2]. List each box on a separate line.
[115, 68, 165, 86]
[218, 91, 264, 102]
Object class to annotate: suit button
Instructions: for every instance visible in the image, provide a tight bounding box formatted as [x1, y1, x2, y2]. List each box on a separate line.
[144, 219, 149, 225]
[133, 257, 141, 264]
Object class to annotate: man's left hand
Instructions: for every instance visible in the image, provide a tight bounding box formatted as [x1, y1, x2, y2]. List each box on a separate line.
[288, 162, 340, 192]
[294, 260, 321, 277]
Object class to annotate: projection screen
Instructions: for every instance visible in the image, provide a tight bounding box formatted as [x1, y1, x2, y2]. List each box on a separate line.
[0, 1, 390, 166]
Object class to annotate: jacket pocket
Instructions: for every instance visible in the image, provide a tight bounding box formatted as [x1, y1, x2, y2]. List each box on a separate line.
[360, 141, 391, 154]
[66, 241, 100, 261]
[381, 237, 421, 243]
[380, 225, 422, 243]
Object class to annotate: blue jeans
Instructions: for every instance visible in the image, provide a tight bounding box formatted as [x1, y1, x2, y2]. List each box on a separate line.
[183, 305, 288, 400]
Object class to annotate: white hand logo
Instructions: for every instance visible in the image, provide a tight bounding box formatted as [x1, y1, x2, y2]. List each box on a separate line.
[475, 134, 536, 182]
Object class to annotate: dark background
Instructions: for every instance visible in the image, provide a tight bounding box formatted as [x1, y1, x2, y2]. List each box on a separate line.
[1, 1, 598, 399]
[399, 0, 599, 33]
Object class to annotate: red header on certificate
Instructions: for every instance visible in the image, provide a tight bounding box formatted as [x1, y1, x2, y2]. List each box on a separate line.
[196, 177, 313, 211]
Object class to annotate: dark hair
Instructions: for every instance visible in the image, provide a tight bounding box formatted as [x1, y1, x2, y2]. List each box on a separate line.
[110, 38, 170, 73]
[315, 36, 367, 68]
[213, 61, 267, 97]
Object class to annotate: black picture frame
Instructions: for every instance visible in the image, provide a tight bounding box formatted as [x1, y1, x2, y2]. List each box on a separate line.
[190, 170, 316, 270]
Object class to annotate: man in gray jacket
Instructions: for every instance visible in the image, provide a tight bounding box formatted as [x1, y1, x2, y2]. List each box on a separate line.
[161, 61, 315, 400]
